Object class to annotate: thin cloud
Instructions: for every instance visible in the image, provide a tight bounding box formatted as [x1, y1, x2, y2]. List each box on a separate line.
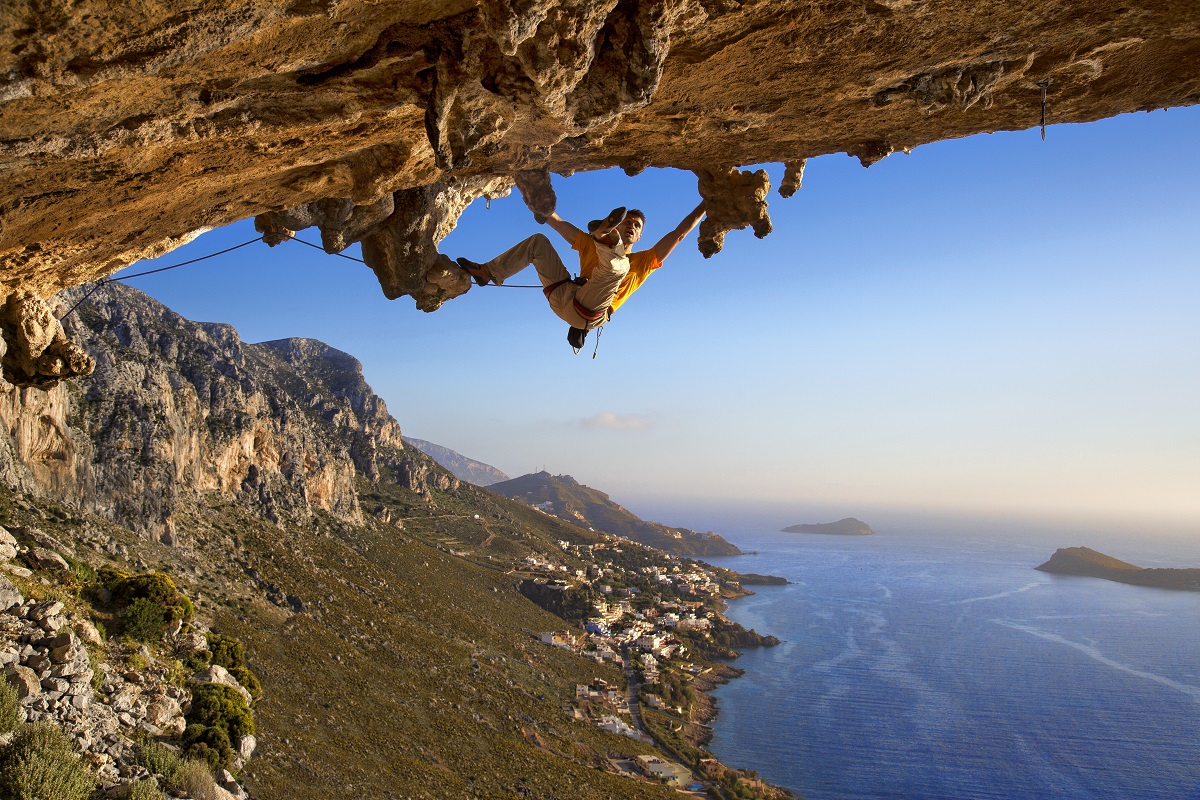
[579, 412, 653, 432]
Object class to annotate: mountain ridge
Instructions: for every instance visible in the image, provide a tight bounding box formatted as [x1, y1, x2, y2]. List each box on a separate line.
[489, 471, 742, 557]
[402, 436, 510, 487]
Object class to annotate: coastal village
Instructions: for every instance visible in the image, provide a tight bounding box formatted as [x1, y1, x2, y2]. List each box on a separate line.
[516, 533, 788, 799]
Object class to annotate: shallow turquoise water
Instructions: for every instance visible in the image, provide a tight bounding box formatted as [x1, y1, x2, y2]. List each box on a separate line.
[703, 525, 1200, 800]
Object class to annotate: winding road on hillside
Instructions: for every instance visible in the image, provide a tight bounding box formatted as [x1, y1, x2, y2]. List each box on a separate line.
[621, 646, 650, 736]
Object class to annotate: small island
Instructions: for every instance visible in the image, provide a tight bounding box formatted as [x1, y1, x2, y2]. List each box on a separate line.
[1035, 546, 1200, 591]
[782, 517, 874, 536]
[735, 572, 789, 586]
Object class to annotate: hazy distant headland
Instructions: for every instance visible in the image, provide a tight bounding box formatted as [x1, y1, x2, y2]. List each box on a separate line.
[782, 517, 874, 536]
[1036, 547, 1200, 591]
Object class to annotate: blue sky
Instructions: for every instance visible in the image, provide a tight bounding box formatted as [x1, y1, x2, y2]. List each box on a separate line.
[113, 106, 1200, 530]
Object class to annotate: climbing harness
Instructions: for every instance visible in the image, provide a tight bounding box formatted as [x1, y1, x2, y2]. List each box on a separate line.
[1038, 79, 1050, 141]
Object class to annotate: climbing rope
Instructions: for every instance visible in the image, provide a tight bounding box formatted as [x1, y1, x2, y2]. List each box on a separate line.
[58, 236, 261, 320]
[57, 231, 551, 322]
[1038, 79, 1050, 141]
[283, 232, 544, 287]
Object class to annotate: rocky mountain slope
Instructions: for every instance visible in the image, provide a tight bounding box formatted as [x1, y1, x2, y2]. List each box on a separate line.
[402, 436, 510, 486]
[2, 2, 1198, 387]
[0, 286, 782, 800]
[0, 282, 455, 544]
[1036, 546, 1200, 591]
[490, 471, 742, 557]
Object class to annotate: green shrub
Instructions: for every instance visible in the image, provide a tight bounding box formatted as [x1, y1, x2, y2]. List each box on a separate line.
[187, 683, 253, 739]
[180, 725, 229, 770]
[126, 779, 168, 800]
[114, 573, 194, 623]
[0, 723, 95, 800]
[228, 666, 262, 702]
[122, 598, 169, 643]
[62, 555, 96, 586]
[98, 566, 130, 592]
[206, 633, 246, 670]
[135, 741, 182, 781]
[0, 681, 20, 734]
[182, 652, 211, 672]
[183, 683, 253, 768]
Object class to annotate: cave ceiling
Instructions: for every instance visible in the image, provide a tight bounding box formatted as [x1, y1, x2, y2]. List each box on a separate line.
[1, 0, 1198, 386]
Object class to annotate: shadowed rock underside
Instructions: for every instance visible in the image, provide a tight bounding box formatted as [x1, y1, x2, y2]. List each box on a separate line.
[1, 0, 1198, 386]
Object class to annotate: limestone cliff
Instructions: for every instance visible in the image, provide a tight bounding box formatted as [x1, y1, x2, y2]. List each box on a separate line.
[1, 1, 1198, 386]
[0, 282, 454, 542]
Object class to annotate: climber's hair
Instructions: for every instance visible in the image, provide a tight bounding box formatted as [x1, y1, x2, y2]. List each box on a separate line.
[626, 209, 646, 223]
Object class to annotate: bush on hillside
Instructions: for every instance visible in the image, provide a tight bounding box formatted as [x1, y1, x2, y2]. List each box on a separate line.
[170, 759, 221, 800]
[204, 631, 260, 700]
[228, 666, 262, 701]
[0, 681, 21, 733]
[136, 741, 183, 782]
[112, 573, 194, 624]
[122, 597, 170, 642]
[0, 723, 95, 800]
[183, 682, 254, 767]
[188, 683, 254, 739]
[126, 780, 168, 800]
[206, 633, 246, 670]
[180, 725, 230, 770]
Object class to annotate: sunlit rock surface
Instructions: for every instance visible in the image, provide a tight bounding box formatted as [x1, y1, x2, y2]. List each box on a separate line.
[1, 1, 1198, 383]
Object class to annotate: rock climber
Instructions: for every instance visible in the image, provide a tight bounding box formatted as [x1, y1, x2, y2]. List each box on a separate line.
[456, 200, 706, 349]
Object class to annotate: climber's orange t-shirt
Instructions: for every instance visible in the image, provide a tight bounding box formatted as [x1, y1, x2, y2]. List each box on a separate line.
[572, 232, 662, 313]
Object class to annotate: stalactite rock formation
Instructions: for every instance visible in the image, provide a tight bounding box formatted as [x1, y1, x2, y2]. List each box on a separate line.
[1, 0, 1198, 385]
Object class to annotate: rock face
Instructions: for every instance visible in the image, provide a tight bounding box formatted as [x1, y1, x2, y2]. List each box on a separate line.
[0, 283, 455, 541]
[1, 2, 1198, 386]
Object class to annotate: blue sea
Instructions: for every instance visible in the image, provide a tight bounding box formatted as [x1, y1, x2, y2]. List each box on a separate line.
[701, 520, 1200, 800]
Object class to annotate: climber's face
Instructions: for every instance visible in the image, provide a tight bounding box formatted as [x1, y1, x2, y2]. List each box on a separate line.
[619, 214, 644, 245]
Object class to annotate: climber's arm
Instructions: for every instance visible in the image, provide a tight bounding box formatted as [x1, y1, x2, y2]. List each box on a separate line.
[651, 201, 706, 263]
[543, 212, 586, 246]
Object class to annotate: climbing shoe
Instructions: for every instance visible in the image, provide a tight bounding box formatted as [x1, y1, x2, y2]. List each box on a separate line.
[587, 207, 626, 236]
[567, 326, 588, 350]
[455, 257, 491, 287]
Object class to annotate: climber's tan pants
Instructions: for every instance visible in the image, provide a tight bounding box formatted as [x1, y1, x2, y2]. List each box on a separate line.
[483, 233, 629, 330]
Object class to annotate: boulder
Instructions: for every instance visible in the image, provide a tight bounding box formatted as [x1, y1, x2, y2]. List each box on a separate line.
[25, 547, 70, 572]
[174, 631, 208, 656]
[23, 653, 50, 675]
[237, 733, 257, 761]
[0, 526, 17, 560]
[4, 663, 41, 701]
[29, 600, 64, 621]
[47, 631, 76, 663]
[145, 695, 185, 735]
[0, 574, 21, 611]
[75, 619, 104, 647]
[190, 664, 253, 706]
